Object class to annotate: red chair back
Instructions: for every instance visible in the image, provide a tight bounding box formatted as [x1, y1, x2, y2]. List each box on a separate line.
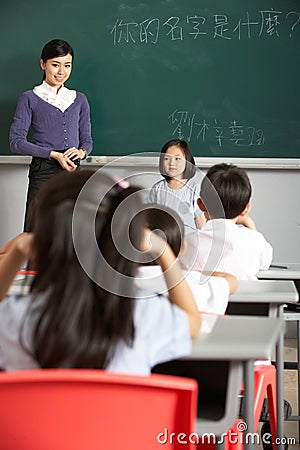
[0, 369, 198, 450]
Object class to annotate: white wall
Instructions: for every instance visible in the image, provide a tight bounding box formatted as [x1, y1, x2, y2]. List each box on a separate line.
[0, 158, 299, 263]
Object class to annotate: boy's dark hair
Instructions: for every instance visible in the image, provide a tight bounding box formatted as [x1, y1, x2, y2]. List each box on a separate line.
[159, 139, 196, 180]
[200, 163, 252, 219]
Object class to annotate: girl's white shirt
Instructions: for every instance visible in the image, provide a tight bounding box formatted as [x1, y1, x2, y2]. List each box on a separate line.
[0, 288, 191, 375]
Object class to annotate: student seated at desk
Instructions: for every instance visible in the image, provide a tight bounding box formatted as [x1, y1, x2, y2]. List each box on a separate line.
[180, 163, 273, 280]
[0, 170, 201, 373]
[135, 204, 237, 314]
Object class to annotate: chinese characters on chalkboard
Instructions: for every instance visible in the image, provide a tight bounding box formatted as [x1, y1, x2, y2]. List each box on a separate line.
[111, 9, 300, 45]
[168, 110, 265, 148]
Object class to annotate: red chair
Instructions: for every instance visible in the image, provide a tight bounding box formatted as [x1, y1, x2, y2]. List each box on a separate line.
[224, 364, 277, 450]
[197, 364, 277, 450]
[0, 369, 198, 450]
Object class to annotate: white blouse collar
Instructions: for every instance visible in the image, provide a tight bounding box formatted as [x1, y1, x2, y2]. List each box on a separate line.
[33, 81, 76, 112]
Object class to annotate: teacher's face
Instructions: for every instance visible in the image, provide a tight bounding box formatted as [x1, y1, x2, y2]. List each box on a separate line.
[40, 53, 73, 90]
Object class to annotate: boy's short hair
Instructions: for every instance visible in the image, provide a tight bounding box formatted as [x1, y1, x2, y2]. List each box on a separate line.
[159, 139, 196, 180]
[200, 163, 252, 219]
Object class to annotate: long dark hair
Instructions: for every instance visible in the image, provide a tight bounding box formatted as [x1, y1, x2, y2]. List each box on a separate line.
[40, 39, 74, 81]
[159, 139, 196, 180]
[22, 170, 145, 369]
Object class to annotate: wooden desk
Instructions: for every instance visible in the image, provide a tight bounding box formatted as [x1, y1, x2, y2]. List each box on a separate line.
[190, 314, 283, 450]
[228, 280, 298, 450]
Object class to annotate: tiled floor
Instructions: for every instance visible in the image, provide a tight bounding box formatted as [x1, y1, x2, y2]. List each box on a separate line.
[283, 339, 299, 448]
[252, 338, 299, 449]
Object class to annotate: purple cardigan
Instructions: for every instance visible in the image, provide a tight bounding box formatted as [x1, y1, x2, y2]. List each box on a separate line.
[9, 90, 93, 159]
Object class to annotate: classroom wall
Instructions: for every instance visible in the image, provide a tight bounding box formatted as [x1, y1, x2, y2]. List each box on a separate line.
[1, 158, 299, 262]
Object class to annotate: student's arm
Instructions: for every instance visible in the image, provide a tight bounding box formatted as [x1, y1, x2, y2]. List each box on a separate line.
[236, 214, 257, 231]
[141, 229, 201, 337]
[0, 233, 33, 301]
[208, 271, 238, 294]
[0, 233, 28, 257]
[196, 213, 207, 229]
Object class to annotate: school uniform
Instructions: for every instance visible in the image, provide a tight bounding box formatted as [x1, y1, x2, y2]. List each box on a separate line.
[148, 176, 203, 235]
[0, 288, 191, 374]
[179, 218, 273, 280]
[136, 265, 230, 315]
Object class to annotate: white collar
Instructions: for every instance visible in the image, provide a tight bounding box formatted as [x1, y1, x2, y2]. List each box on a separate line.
[33, 81, 76, 112]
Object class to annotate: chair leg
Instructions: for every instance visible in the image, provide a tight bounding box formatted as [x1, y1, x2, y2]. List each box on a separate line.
[197, 366, 277, 450]
[254, 365, 277, 450]
[223, 365, 277, 450]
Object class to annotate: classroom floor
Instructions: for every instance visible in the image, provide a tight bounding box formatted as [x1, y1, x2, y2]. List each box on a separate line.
[282, 338, 299, 448]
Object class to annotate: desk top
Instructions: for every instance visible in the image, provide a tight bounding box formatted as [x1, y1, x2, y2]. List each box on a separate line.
[190, 315, 283, 361]
[230, 280, 299, 304]
[258, 263, 300, 280]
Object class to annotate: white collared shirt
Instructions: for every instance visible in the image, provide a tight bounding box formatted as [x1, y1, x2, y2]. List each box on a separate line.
[135, 265, 230, 315]
[33, 81, 76, 112]
[0, 288, 191, 374]
[180, 219, 273, 280]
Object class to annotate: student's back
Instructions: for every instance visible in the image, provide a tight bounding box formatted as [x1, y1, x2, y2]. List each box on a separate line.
[180, 163, 273, 280]
[0, 170, 200, 373]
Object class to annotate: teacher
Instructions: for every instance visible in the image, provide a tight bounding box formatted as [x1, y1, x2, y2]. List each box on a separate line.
[9, 39, 93, 231]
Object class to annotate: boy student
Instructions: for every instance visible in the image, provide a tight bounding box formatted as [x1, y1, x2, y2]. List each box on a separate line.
[179, 163, 273, 280]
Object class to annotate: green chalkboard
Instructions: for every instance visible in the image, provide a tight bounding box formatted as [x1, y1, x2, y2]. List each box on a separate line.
[1, 0, 300, 158]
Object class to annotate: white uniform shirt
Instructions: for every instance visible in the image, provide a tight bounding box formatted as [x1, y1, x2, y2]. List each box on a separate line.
[180, 219, 273, 280]
[0, 289, 191, 374]
[136, 265, 230, 315]
[148, 176, 203, 235]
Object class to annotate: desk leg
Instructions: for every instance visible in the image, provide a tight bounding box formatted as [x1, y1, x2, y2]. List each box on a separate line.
[276, 305, 284, 450]
[244, 360, 254, 450]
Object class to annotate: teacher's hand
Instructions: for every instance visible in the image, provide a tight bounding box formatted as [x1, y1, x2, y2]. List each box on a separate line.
[50, 150, 77, 172]
[63, 147, 86, 162]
